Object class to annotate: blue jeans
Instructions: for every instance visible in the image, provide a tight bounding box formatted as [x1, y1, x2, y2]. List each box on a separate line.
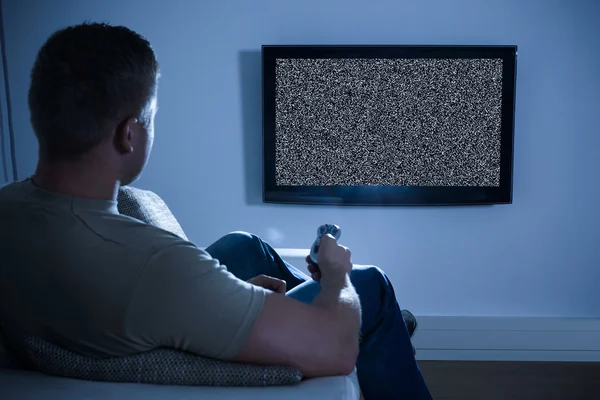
[206, 231, 432, 400]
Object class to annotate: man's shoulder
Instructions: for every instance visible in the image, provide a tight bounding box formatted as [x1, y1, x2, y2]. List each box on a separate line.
[0, 180, 26, 201]
[0, 181, 37, 220]
[0, 181, 17, 192]
[0, 180, 199, 259]
[82, 210, 198, 255]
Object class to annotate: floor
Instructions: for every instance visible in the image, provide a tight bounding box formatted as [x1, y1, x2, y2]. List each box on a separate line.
[419, 360, 600, 400]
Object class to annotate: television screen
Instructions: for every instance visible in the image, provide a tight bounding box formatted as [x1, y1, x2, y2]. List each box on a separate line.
[262, 45, 517, 205]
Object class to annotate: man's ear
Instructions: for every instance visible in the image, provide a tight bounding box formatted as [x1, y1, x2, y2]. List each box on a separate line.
[115, 117, 138, 154]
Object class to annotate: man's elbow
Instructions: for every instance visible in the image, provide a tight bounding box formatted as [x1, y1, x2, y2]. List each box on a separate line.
[338, 319, 361, 373]
[337, 339, 359, 375]
[317, 337, 359, 377]
[301, 354, 356, 378]
[335, 355, 358, 376]
[328, 319, 360, 376]
[298, 338, 358, 378]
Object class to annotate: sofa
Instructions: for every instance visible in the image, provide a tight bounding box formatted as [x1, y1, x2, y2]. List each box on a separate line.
[0, 186, 362, 399]
[0, 364, 361, 400]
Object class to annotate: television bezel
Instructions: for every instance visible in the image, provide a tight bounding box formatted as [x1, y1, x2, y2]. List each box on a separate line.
[262, 45, 517, 206]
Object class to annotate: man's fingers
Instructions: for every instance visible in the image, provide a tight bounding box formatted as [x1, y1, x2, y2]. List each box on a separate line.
[248, 275, 286, 293]
[306, 254, 322, 282]
[262, 276, 286, 293]
[320, 233, 336, 243]
[273, 278, 286, 293]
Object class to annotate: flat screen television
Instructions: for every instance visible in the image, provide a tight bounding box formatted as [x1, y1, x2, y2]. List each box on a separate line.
[262, 45, 517, 206]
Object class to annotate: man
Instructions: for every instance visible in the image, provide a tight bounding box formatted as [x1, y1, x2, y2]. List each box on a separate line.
[0, 23, 431, 399]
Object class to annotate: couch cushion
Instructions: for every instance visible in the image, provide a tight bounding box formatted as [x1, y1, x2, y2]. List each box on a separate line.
[1, 368, 361, 400]
[25, 336, 301, 387]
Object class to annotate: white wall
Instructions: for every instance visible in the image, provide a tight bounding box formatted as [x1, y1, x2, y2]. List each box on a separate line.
[1, 0, 599, 318]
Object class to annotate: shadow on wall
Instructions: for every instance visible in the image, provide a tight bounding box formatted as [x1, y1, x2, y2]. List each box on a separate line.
[238, 50, 263, 206]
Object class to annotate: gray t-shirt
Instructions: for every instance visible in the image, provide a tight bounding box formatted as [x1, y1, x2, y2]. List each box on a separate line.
[0, 179, 266, 365]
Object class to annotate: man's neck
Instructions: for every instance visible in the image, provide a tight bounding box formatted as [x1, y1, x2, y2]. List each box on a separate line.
[33, 158, 119, 201]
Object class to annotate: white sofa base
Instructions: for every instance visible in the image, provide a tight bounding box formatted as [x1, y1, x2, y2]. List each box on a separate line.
[0, 369, 361, 400]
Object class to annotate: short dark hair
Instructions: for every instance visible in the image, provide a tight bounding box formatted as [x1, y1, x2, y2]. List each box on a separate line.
[28, 22, 160, 159]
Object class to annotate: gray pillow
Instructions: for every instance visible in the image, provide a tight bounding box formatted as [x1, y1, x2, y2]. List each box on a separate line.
[117, 186, 189, 240]
[26, 336, 302, 386]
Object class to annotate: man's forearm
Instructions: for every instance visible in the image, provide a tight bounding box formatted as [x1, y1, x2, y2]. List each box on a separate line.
[312, 272, 362, 348]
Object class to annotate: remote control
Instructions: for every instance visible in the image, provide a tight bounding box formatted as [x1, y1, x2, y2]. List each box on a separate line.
[309, 224, 342, 265]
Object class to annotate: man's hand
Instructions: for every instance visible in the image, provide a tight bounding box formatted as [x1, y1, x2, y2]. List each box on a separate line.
[247, 274, 286, 294]
[306, 234, 352, 282]
[305, 255, 321, 282]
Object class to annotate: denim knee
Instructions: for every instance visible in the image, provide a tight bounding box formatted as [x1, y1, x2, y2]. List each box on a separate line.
[217, 231, 265, 255]
[351, 265, 387, 286]
[350, 265, 393, 302]
[221, 231, 254, 244]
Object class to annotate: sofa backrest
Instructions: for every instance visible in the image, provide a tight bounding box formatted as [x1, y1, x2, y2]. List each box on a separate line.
[0, 329, 13, 369]
[0, 344, 8, 369]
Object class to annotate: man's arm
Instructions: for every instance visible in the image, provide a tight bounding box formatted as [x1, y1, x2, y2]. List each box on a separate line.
[128, 232, 360, 377]
[234, 238, 361, 378]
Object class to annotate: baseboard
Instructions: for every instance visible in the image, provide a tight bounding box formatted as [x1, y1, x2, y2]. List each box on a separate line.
[412, 316, 600, 362]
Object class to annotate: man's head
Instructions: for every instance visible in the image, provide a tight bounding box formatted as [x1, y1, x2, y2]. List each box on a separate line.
[28, 22, 160, 185]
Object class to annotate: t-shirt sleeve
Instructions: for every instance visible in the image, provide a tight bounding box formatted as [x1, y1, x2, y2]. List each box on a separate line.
[125, 240, 267, 360]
